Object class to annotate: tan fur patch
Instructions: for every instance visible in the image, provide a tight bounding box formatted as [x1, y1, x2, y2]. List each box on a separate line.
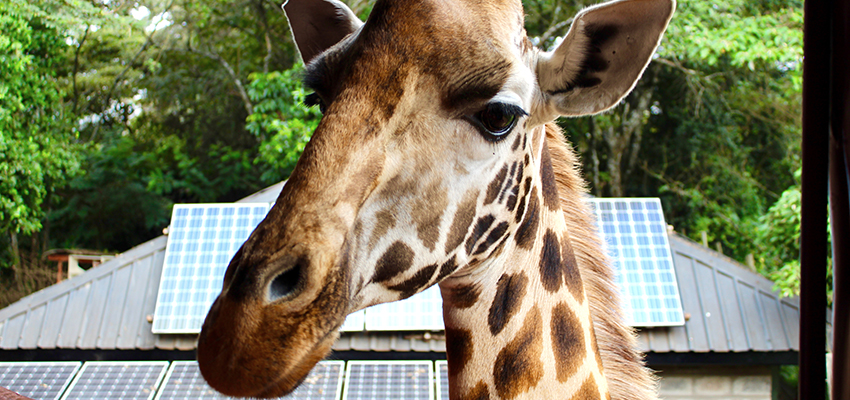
[446, 189, 479, 254]
[412, 181, 449, 251]
[571, 376, 602, 400]
[461, 381, 490, 400]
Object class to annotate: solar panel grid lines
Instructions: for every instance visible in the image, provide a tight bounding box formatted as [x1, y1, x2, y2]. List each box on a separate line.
[153, 362, 227, 400]
[0, 362, 81, 400]
[342, 361, 433, 400]
[153, 203, 272, 334]
[363, 287, 445, 331]
[435, 361, 448, 400]
[587, 198, 685, 327]
[154, 361, 344, 400]
[60, 361, 169, 400]
[287, 361, 345, 400]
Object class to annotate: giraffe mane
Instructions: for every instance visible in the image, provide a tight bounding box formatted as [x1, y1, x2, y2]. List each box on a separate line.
[544, 122, 658, 400]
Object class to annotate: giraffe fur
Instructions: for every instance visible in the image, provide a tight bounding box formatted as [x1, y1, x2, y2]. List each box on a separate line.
[196, 0, 674, 398]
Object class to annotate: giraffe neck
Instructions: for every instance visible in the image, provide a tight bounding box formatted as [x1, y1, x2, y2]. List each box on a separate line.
[438, 130, 609, 400]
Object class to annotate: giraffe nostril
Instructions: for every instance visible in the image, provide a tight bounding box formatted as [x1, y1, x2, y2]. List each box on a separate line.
[267, 261, 304, 302]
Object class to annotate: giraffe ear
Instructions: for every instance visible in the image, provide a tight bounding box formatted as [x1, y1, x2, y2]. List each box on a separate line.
[534, 0, 675, 119]
[283, 0, 364, 65]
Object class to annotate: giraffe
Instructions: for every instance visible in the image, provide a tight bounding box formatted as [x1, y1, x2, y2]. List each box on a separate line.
[197, 0, 674, 398]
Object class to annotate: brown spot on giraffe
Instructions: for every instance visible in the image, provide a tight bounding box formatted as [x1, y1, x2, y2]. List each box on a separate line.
[540, 142, 560, 211]
[511, 132, 522, 151]
[446, 282, 482, 309]
[387, 263, 438, 298]
[435, 256, 458, 283]
[571, 376, 603, 400]
[446, 189, 479, 254]
[539, 229, 563, 292]
[368, 209, 396, 251]
[412, 181, 449, 251]
[485, 165, 509, 205]
[493, 305, 544, 399]
[551, 302, 585, 382]
[488, 272, 529, 336]
[461, 381, 490, 400]
[560, 233, 585, 300]
[499, 162, 519, 203]
[515, 194, 539, 250]
[465, 214, 496, 255]
[446, 327, 474, 379]
[473, 221, 509, 255]
[371, 241, 415, 283]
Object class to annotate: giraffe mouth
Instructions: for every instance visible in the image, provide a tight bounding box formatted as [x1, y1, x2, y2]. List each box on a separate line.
[249, 328, 340, 398]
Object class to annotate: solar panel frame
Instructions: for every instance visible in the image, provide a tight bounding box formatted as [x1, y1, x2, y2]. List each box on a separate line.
[154, 361, 344, 400]
[0, 362, 81, 400]
[342, 361, 433, 400]
[435, 361, 448, 400]
[152, 203, 272, 334]
[363, 286, 444, 331]
[588, 198, 685, 327]
[60, 361, 168, 400]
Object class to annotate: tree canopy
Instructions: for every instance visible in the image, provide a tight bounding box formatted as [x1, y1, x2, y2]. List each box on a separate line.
[1, 0, 816, 309]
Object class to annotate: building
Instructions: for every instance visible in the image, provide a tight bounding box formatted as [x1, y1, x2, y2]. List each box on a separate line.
[0, 182, 819, 400]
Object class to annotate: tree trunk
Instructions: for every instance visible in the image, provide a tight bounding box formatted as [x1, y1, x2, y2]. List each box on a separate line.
[10, 232, 21, 290]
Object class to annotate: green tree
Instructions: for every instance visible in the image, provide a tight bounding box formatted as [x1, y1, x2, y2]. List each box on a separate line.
[246, 67, 322, 184]
[0, 0, 82, 260]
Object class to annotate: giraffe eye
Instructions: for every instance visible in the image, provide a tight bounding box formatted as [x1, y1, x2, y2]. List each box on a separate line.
[304, 92, 327, 114]
[470, 103, 527, 142]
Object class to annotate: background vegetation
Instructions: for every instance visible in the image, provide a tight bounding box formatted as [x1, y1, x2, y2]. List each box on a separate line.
[1, 0, 818, 314]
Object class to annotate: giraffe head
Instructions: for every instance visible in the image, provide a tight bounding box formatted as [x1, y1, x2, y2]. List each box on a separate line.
[197, 0, 673, 397]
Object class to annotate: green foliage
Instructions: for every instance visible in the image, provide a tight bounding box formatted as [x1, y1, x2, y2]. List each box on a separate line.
[753, 170, 833, 302]
[246, 67, 322, 184]
[662, 0, 803, 87]
[0, 0, 82, 236]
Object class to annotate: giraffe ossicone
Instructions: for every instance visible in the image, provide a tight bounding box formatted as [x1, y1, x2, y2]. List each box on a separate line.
[197, 0, 674, 398]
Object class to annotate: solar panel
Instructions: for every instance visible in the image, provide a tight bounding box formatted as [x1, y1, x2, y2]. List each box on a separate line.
[286, 361, 345, 400]
[155, 361, 343, 400]
[0, 362, 81, 400]
[588, 198, 685, 326]
[342, 361, 433, 400]
[153, 362, 225, 400]
[340, 310, 366, 332]
[363, 286, 444, 331]
[435, 361, 448, 400]
[153, 203, 271, 333]
[61, 361, 168, 400]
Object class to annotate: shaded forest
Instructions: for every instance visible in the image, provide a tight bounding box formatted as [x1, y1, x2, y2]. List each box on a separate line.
[1, 0, 814, 308]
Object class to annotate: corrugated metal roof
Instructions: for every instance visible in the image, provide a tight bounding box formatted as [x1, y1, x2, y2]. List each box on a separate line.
[0, 187, 816, 355]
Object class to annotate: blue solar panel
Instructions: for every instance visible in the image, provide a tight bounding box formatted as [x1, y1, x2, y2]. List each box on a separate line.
[342, 362, 433, 400]
[0, 362, 80, 400]
[364, 286, 444, 331]
[588, 198, 684, 326]
[155, 361, 343, 400]
[340, 310, 366, 332]
[435, 361, 448, 400]
[153, 203, 271, 333]
[61, 362, 168, 400]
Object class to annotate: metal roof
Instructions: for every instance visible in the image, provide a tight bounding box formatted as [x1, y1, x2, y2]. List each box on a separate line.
[0, 183, 817, 356]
